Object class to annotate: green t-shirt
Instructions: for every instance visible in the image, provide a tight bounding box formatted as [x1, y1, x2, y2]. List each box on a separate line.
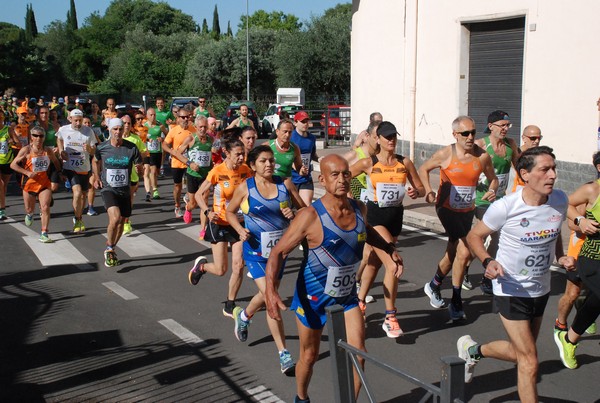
[186, 134, 213, 178]
[269, 139, 296, 178]
[475, 136, 513, 207]
[155, 107, 174, 126]
[145, 122, 164, 154]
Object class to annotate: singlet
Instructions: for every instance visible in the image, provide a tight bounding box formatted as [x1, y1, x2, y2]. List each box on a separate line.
[366, 155, 407, 207]
[579, 179, 600, 260]
[95, 140, 142, 196]
[14, 123, 30, 147]
[134, 124, 149, 143]
[195, 108, 210, 118]
[292, 199, 367, 301]
[483, 188, 568, 297]
[145, 122, 164, 154]
[56, 124, 97, 173]
[291, 129, 317, 185]
[241, 176, 291, 261]
[269, 139, 297, 178]
[155, 108, 173, 126]
[0, 126, 15, 165]
[238, 118, 252, 128]
[476, 136, 513, 207]
[437, 144, 482, 212]
[206, 162, 253, 226]
[22, 147, 52, 192]
[36, 122, 58, 148]
[123, 133, 147, 183]
[164, 125, 193, 169]
[186, 133, 213, 178]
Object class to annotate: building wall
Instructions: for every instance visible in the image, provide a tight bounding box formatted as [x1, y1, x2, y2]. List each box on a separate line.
[351, 0, 600, 191]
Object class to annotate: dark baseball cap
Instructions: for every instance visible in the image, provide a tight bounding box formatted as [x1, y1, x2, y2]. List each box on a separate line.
[376, 121, 398, 138]
[487, 110, 510, 124]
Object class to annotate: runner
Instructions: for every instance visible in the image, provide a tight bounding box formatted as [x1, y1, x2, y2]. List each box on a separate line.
[92, 118, 143, 267]
[291, 111, 319, 206]
[419, 115, 497, 320]
[121, 114, 148, 235]
[188, 136, 253, 318]
[264, 119, 307, 180]
[511, 125, 543, 193]
[56, 109, 98, 233]
[82, 116, 101, 216]
[142, 108, 167, 201]
[36, 105, 61, 193]
[265, 154, 404, 402]
[101, 98, 118, 133]
[10, 126, 61, 242]
[14, 106, 30, 147]
[350, 121, 425, 337]
[0, 109, 20, 220]
[194, 96, 215, 118]
[343, 121, 380, 202]
[225, 145, 305, 374]
[461, 146, 574, 402]
[226, 104, 255, 129]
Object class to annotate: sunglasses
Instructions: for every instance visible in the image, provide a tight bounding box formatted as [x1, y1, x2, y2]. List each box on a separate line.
[135, 117, 144, 120]
[179, 115, 191, 119]
[31, 134, 45, 138]
[525, 136, 542, 141]
[491, 123, 512, 129]
[456, 129, 476, 137]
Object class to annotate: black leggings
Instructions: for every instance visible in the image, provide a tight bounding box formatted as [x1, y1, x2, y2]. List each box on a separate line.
[571, 256, 600, 335]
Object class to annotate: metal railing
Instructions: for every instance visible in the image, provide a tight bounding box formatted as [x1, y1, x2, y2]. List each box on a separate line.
[326, 305, 466, 403]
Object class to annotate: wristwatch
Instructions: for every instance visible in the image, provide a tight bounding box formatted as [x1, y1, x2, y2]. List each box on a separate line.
[482, 257, 495, 269]
[203, 209, 210, 217]
[574, 216, 585, 226]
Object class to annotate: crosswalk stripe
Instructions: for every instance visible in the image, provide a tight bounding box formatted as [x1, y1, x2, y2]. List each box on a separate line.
[103, 231, 174, 257]
[103, 281, 139, 300]
[245, 385, 284, 403]
[166, 222, 212, 249]
[158, 319, 205, 346]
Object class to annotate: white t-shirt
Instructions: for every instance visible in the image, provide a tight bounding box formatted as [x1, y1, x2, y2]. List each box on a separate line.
[57, 124, 97, 173]
[483, 188, 568, 298]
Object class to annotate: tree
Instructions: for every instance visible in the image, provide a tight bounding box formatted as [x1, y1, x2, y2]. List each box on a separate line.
[202, 18, 209, 35]
[238, 10, 301, 32]
[67, 0, 78, 31]
[226, 21, 232, 37]
[25, 4, 38, 42]
[211, 5, 221, 40]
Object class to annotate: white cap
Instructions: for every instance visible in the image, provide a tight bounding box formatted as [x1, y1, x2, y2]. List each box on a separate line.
[108, 118, 123, 130]
[69, 109, 83, 117]
[75, 98, 81, 103]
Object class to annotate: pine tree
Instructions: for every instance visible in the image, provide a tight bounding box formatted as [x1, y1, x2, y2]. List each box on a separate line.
[211, 5, 221, 40]
[24, 4, 38, 42]
[226, 21, 232, 37]
[202, 18, 209, 35]
[67, 0, 78, 31]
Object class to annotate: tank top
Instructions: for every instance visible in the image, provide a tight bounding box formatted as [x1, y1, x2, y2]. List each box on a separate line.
[195, 108, 210, 118]
[38, 123, 58, 148]
[291, 130, 316, 185]
[22, 147, 51, 190]
[15, 123, 30, 147]
[239, 118, 252, 128]
[0, 126, 15, 164]
[476, 136, 513, 206]
[269, 139, 297, 178]
[437, 144, 482, 212]
[366, 155, 407, 207]
[186, 133, 213, 178]
[580, 179, 600, 260]
[241, 176, 291, 261]
[145, 122, 163, 154]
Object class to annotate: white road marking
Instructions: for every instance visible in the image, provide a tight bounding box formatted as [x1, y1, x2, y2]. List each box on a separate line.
[403, 224, 448, 241]
[245, 385, 285, 403]
[102, 281, 139, 300]
[103, 231, 173, 257]
[10, 222, 90, 267]
[166, 222, 212, 249]
[158, 319, 205, 346]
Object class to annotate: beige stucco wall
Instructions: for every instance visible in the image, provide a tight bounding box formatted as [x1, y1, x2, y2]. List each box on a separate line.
[351, 0, 600, 165]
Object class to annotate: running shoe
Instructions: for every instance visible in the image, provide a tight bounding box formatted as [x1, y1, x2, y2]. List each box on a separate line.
[25, 214, 33, 227]
[39, 232, 54, 243]
[365, 295, 376, 303]
[457, 335, 479, 383]
[0, 209, 6, 220]
[78, 220, 86, 232]
[175, 206, 184, 218]
[293, 396, 309, 403]
[480, 277, 493, 295]
[279, 349, 296, 375]
[183, 209, 193, 224]
[104, 249, 120, 268]
[233, 307, 250, 342]
[449, 301, 466, 321]
[461, 275, 474, 291]
[223, 300, 236, 318]
[554, 330, 578, 369]
[188, 256, 207, 285]
[424, 282, 446, 309]
[123, 221, 132, 235]
[198, 228, 206, 240]
[586, 322, 597, 334]
[382, 315, 403, 338]
[145, 192, 151, 202]
[152, 189, 160, 199]
[87, 206, 98, 216]
[183, 193, 190, 204]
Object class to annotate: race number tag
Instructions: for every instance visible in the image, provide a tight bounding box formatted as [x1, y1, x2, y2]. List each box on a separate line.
[106, 168, 129, 187]
[0, 140, 8, 154]
[67, 154, 85, 170]
[496, 173, 509, 196]
[147, 138, 160, 152]
[449, 185, 475, 210]
[32, 156, 50, 172]
[301, 153, 311, 168]
[260, 230, 284, 258]
[324, 262, 359, 298]
[189, 149, 211, 167]
[376, 183, 405, 207]
[517, 243, 552, 277]
[359, 188, 368, 203]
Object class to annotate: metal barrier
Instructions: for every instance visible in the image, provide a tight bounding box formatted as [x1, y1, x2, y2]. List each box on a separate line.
[326, 305, 466, 403]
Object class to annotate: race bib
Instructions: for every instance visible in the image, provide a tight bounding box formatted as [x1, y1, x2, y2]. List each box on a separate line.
[147, 138, 160, 152]
[0, 140, 8, 155]
[301, 153, 311, 168]
[324, 262, 359, 298]
[517, 243, 552, 277]
[67, 154, 85, 170]
[376, 183, 405, 207]
[449, 185, 475, 210]
[189, 149, 211, 167]
[32, 156, 50, 172]
[497, 173, 509, 196]
[260, 230, 284, 258]
[106, 168, 129, 187]
[359, 188, 368, 203]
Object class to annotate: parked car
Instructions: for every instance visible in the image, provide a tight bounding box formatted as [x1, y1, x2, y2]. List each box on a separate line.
[170, 97, 198, 111]
[222, 101, 260, 131]
[261, 104, 304, 137]
[321, 105, 351, 138]
[115, 103, 143, 114]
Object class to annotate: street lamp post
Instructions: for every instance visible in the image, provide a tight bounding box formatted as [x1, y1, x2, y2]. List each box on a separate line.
[246, 0, 250, 100]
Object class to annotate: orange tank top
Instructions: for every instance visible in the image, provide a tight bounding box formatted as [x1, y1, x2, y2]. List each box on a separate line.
[437, 144, 482, 212]
[22, 148, 51, 192]
[366, 155, 408, 207]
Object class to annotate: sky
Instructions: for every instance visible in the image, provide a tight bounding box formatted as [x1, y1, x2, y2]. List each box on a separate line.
[1, 0, 349, 33]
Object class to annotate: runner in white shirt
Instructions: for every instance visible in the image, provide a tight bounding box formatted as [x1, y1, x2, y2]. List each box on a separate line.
[459, 146, 575, 402]
[56, 109, 97, 233]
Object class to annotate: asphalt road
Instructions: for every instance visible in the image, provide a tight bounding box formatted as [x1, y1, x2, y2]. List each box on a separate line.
[1, 176, 599, 403]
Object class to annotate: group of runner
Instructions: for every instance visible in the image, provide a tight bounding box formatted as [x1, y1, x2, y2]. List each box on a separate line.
[2, 95, 600, 403]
